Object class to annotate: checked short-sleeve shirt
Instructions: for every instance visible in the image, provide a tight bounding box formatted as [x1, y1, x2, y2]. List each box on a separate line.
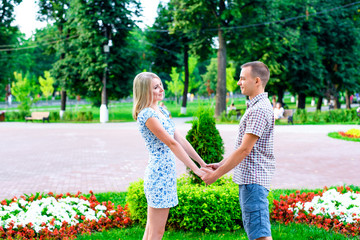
[233, 93, 275, 190]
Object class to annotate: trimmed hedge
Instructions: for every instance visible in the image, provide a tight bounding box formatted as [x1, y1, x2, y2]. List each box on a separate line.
[292, 108, 360, 124]
[126, 175, 242, 232]
[3, 110, 93, 122]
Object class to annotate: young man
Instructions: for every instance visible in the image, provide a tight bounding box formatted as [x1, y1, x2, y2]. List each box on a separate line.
[202, 61, 275, 240]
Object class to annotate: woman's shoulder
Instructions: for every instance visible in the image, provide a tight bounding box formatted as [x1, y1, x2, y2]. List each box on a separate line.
[138, 107, 156, 123]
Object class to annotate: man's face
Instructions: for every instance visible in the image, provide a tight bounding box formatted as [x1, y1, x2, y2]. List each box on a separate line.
[237, 67, 256, 97]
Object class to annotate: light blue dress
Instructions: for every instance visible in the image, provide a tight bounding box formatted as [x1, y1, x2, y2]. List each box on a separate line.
[137, 107, 178, 208]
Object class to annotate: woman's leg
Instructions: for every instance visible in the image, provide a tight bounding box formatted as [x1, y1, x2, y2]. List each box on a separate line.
[142, 219, 150, 240]
[143, 206, 170, 240]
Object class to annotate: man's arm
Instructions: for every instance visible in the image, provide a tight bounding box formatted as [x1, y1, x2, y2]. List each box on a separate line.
[201, 133, 259, 184]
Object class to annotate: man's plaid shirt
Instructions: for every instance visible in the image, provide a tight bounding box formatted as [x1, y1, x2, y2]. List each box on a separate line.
[233, 93, 275, 190]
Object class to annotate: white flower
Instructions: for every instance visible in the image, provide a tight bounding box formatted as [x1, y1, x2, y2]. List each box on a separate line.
[289, 188, 360, 224]
[0, 195, 110, 233]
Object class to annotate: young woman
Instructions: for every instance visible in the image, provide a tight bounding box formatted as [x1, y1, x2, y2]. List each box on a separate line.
[132, 72, 206, 240]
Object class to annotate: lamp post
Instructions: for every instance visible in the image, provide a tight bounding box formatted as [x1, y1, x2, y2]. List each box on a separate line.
[100, 27, 111, 123]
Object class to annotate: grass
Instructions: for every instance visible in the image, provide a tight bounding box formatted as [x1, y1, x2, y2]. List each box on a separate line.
[76, 219, 354, 240]
[73, 188, 358, 240]
[328, 132, 360, 142]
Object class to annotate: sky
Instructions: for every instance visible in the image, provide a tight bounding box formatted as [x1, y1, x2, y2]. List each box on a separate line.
[12, 0, 168, 38]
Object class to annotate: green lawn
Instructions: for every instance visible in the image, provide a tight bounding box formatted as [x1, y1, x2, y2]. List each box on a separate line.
[328, 132, 360, 142]
[75, 189, 358, 240]
[76, 222, 354, 240]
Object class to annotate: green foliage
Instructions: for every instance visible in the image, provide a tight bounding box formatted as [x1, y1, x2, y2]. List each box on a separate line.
[11, 72, 38, 116]
[293, 109, 308, 124]
[49, 111, 60, 121]
[166, 67, 184, 102]
[126, 176, 242, 232]
[199, 58, 217, 96]
[226, 62, 238, 94]
[62, 111, 94, 121]
[126, 179, 147, 225]
[186, 107, 224, 183]
[38, 71, 55, 99]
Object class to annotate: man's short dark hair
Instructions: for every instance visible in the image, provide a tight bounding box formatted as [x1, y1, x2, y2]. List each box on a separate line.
[241, 61, 270, 87]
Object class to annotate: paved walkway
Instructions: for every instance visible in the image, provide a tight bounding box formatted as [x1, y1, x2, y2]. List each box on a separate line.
[0, 120, 359, 200]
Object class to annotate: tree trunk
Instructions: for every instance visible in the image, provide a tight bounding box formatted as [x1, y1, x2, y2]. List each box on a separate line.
[215, 27, 227, 117]
[297, 93, 306, 109]
[61, 90, 67, 111]
[345, 90, 351, 109]
[181, 44, 189, 114]
[101, 64, 108, 106]
[277, 88, 284, 106]
[316, 96, 323, 111]
[334, 96, 341, 109]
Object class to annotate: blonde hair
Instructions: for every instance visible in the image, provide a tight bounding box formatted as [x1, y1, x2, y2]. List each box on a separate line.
[132, 72, 160, 120]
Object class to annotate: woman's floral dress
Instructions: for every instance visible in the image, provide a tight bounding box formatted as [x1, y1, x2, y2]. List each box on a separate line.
[137, 107, 178, 208]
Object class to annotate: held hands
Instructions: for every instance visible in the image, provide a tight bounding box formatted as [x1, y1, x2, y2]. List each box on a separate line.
[200, 168, 217, 185]
[206, 162, 221, 170]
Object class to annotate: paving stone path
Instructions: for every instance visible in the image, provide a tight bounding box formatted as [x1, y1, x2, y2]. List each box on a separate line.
[0, 120, 359, 200]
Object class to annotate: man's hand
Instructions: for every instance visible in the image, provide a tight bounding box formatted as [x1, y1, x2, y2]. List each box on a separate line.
[206, 162, 221, 170]
[201, 168, 218, 185]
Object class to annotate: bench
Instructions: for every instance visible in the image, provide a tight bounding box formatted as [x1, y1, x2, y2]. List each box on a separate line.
[25, 112, 50, 123]
[281, 109, 294, 124]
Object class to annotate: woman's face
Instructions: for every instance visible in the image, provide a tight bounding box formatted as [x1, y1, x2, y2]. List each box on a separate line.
[151, 77, 164, 103]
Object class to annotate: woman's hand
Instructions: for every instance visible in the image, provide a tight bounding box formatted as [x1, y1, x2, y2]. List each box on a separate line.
[194, 168, 207, 178]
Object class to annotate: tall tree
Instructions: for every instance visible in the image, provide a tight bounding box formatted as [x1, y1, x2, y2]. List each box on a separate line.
[316, 0, 360, 109]
[38, 0, 71, 117]
[147, 2, 193, 114]
[62, 0, 140, 108]
[0, 0, 22, 99]
[171, 0, 230, 116]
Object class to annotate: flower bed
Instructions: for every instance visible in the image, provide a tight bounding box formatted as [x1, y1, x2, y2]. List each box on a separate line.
[339, 129, 360, 139]
[271, 186, 360, 237]
[0, 191, 131, 239]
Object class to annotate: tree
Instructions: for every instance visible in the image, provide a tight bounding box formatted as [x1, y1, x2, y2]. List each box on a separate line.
[171, 0, 230, 116]
[37, 0, 71, 116]
[39, 71, 55, 100]
[226, 62, 238, 97]
[166, 67, 183, 103]
[147, 2, 193, 114]
[62, 0, 140, 109]
[199, 58, 217, 97]
[0, 0, 22, 99]
[11, 72, 38, 115]
[316, 0, 360, 109]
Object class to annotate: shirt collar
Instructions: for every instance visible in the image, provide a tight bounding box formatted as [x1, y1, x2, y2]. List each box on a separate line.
[247, 92, 268, 108]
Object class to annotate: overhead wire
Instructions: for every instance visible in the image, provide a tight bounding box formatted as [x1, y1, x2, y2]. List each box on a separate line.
[0, 0, 358, 53]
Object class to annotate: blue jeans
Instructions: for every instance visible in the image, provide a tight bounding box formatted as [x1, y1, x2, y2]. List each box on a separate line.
[239, 184, 271, 240]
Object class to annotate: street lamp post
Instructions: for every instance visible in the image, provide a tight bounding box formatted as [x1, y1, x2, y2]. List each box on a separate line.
[100, 27, 111, 123]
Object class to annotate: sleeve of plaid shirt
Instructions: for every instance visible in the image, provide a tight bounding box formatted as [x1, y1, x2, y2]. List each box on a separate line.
[245, 108, 269, 137]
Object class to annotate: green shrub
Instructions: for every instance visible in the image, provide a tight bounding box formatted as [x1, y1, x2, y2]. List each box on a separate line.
[126, 179, 148, 225]
[86, 111, 94, 121]
[186, 107, 224, 183]
[126, 176, 242, 232]
[63, 111, 74, 121]
[5, 111, 21, 121]
[50, 111, 60, 121]
[312, 110, 321, 122]
[76, 111, 87, 121]
[294, 109, 307, 123]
